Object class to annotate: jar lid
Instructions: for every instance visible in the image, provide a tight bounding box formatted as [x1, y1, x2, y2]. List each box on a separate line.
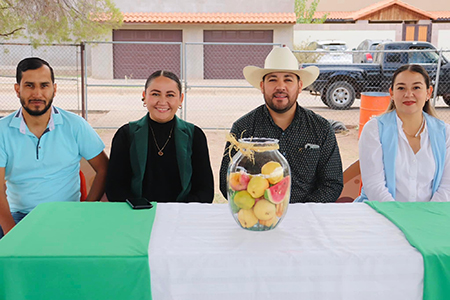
[226, 134, 280, 162]
[238, 138, 280, 154]
[238, 137, 279, 146]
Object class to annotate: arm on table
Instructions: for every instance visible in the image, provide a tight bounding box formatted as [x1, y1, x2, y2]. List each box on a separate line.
[0, 167, 15, 235]
[302, 123, 343, 203]
[359, 119, 395, 202]
[186, 127, 214, 203]
[431, 123, 450, 202]
[84, 151, 108, 201]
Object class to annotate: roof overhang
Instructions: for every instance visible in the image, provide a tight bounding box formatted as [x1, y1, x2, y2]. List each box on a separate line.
[122, 12, 296, 24]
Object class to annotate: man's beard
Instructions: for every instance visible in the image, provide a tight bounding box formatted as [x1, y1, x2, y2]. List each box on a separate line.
[263, 93, 297, 114]
[20, 96, 54, 116]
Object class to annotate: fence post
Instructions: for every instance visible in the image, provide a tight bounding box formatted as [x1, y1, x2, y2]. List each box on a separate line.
[433, 49, 443, 107]
[80, 42, 86, 119]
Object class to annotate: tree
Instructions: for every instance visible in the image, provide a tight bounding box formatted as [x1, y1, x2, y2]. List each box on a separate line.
[293, 0, 327, 63]
[0, 0, 122, 45]
[295, 0, 327, 24]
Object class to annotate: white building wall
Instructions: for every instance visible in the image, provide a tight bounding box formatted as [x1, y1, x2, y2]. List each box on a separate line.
[274, 25, 294, 49]
[183, 26, 204, 81]
[89, 23, 293, 79]
[294, 23, 401, 49]
[0, 37, 81, 76]
[432, 24, 450, 49]
[437, 30, 450, 49]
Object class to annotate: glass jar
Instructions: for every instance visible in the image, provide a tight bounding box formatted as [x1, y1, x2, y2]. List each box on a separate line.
[227, 138, 291, 231]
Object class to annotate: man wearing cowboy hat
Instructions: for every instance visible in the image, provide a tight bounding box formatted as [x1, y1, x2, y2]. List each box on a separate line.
[219, 47, 343, 203]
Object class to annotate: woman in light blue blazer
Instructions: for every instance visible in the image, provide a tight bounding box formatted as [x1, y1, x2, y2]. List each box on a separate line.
[357, 64, 450, 202]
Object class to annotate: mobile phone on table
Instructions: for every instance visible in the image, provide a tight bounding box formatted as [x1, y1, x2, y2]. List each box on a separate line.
[126, 197, 153, 209]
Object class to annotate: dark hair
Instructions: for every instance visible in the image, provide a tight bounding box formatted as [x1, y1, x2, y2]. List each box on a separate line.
[390, 64, 431, 89]
[144, 70, 182, 94]
[386, 64, 437, 118]
[262, 73, 300, 82]
[16, 57, 54, 84]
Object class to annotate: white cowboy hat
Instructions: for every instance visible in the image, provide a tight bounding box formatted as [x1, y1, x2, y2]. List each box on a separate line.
[243, 46, 319, 89]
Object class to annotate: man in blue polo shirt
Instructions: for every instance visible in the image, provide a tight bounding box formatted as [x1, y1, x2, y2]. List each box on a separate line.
[0, 57, 108, 238]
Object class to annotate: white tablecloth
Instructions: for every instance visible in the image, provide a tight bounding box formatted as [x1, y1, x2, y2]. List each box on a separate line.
[148, 203, 423, 300]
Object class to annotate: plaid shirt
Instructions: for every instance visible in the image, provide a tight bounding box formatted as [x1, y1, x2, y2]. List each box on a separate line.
[219, 104, 343, 203]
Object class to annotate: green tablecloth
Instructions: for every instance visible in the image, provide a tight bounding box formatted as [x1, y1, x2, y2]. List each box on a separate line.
[367, 201, 450, 300]
[0, 202, 157, 300]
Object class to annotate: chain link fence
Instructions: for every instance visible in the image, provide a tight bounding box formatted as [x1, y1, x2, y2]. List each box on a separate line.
[1, 42, 450, 128]
[292, 47, 450, 127]
[182, 42, 281, 129]
[0, 43, 82, 117]
[82, 41, 183, 128]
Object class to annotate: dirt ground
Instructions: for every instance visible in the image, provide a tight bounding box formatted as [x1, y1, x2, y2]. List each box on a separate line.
[96, 126, 360, 203]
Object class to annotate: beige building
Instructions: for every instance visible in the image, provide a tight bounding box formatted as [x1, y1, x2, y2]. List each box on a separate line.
[316, 0, 450, 12]
[91, 0, 450, 79]
[90, 0, 296, 80]
[294, 0, 450, 49]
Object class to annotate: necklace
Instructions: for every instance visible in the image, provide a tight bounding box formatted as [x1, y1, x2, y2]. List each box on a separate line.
[403, 118, 425, 138]
[149, 124, 174, 156]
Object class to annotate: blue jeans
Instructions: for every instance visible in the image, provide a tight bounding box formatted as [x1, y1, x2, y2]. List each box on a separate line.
[0, 211, 28, 239]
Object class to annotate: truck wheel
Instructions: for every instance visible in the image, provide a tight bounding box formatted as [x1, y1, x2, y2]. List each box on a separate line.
[326, 81, 355, 110]
[443, 94, 450, 106]
[321, 91, 330, 107]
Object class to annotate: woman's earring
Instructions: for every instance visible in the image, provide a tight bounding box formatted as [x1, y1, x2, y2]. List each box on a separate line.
[178, 105, 182, 109]
[143, 102, 147, 108]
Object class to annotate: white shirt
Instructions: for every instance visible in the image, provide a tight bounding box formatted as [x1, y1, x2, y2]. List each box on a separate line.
[359, 114, 450, 202]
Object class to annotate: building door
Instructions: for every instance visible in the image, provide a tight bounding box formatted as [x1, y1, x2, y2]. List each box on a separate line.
[403, 24, 431, 42]
[113, 30, 182, 79]
[203, 30, 273, 79]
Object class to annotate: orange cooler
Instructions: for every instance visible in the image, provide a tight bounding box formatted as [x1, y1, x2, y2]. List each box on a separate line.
[359, 92, 390, 138]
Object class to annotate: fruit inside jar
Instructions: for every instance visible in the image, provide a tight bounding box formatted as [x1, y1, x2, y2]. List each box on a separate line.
[228, 153, 291, 231]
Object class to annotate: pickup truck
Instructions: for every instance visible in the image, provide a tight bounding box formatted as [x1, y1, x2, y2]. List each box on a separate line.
[302, 41, 450, 110]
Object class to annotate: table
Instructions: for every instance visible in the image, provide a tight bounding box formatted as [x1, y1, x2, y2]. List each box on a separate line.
[0, 202, 423, 300]
[0, 202, 156, 300]
[148, 203, 423, 300]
